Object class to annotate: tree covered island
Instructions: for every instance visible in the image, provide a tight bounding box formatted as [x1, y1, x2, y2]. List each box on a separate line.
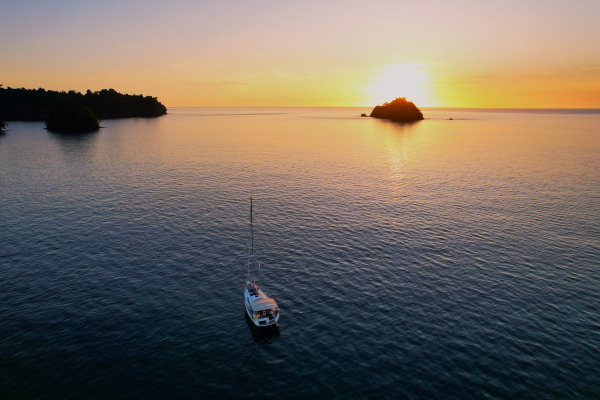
[0, 86, 167, 133]
[370, 97, 424, 123]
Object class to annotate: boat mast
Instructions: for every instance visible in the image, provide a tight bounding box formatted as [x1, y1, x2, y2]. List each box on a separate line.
[250, 197, 254, 259]
[247, 197, 254, 282]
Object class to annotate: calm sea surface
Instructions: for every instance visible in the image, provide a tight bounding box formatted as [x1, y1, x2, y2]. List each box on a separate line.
[1, 108, 599, 399]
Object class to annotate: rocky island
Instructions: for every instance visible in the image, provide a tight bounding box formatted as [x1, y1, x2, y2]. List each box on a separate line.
[370, 97, 424, 123]
[0, 86, 167, 133]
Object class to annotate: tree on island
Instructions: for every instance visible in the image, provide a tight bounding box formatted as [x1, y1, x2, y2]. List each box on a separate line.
[45, 102, 100, 133]
[370, 97, 424, 123]
[0, 84, 5, 134]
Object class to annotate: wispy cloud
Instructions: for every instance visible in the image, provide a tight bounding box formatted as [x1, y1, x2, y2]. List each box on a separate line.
[184, 79, 249, 88]
[523, 70, 555, 77]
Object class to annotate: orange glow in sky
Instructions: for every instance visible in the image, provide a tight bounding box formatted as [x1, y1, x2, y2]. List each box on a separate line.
[1, 1, 599, 108]
[367, 64, 432, 106]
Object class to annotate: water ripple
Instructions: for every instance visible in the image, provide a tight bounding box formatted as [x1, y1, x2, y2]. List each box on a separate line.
[1, 110, 599, 399]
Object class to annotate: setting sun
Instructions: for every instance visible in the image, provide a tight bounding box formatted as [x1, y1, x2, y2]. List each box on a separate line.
[367, 63, 432, 106]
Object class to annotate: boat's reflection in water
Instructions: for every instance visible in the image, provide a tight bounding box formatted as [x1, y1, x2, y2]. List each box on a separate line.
[244, 312, 280, 342]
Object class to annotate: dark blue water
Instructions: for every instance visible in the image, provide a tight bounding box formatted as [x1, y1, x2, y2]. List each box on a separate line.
[1, 108, 599, 399]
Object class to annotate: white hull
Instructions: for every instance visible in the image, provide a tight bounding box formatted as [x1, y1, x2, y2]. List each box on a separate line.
[244, 280, 279, 327]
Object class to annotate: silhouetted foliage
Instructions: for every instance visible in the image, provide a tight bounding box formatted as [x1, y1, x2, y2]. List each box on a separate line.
[370, 97, 424, 123]
[0, 86, 167, 121]
[46, 102, 100, 133]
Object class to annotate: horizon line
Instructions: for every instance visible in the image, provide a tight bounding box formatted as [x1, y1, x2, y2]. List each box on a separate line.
[166, 106, 600, 110]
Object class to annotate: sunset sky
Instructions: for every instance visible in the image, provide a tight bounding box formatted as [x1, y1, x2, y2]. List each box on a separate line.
[1, 0, 599, 108]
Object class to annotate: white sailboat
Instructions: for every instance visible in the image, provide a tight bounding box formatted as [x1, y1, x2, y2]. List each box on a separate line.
[244, 198, 280, 327]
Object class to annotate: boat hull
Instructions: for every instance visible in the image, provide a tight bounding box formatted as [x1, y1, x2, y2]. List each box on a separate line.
[244, 312, 280, 341]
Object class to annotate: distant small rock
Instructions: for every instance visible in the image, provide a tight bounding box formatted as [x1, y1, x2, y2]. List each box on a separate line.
[370, 97, 424, 123]
[361, 114, 368, 117]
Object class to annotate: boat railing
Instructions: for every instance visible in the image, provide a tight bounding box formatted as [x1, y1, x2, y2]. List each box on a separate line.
[254, 310, 278, 318]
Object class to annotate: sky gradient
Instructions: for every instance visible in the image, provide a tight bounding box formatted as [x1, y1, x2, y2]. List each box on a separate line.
[1, 0, 600, 108]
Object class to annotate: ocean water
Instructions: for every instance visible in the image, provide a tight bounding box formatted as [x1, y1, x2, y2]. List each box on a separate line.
[1, 108, 599, 399]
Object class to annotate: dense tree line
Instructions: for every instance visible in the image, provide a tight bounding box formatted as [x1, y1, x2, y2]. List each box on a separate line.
[370, 97, 423, 123]
[0, 86, 167, 121]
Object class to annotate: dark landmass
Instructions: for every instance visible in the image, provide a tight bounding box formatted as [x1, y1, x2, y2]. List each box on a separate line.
[46, 102, 100, 133]
[0, 120, 5, 134]
[370, 97, 424, 123]
[0, 85, 167, 133]
[0, 86, 167, 121]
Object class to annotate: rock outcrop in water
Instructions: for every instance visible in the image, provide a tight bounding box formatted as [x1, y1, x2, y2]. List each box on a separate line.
[370, 97, 424, 123]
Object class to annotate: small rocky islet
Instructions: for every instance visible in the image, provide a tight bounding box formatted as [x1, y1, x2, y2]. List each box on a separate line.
[368, 97, 424, 123]
[45, 102, 100, 133]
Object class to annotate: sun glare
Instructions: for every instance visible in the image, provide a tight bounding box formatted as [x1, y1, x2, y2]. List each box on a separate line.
[367, 63, 431, 106]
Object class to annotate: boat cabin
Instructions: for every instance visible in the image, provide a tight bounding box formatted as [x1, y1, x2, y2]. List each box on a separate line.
[245, 280, 280, 326]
